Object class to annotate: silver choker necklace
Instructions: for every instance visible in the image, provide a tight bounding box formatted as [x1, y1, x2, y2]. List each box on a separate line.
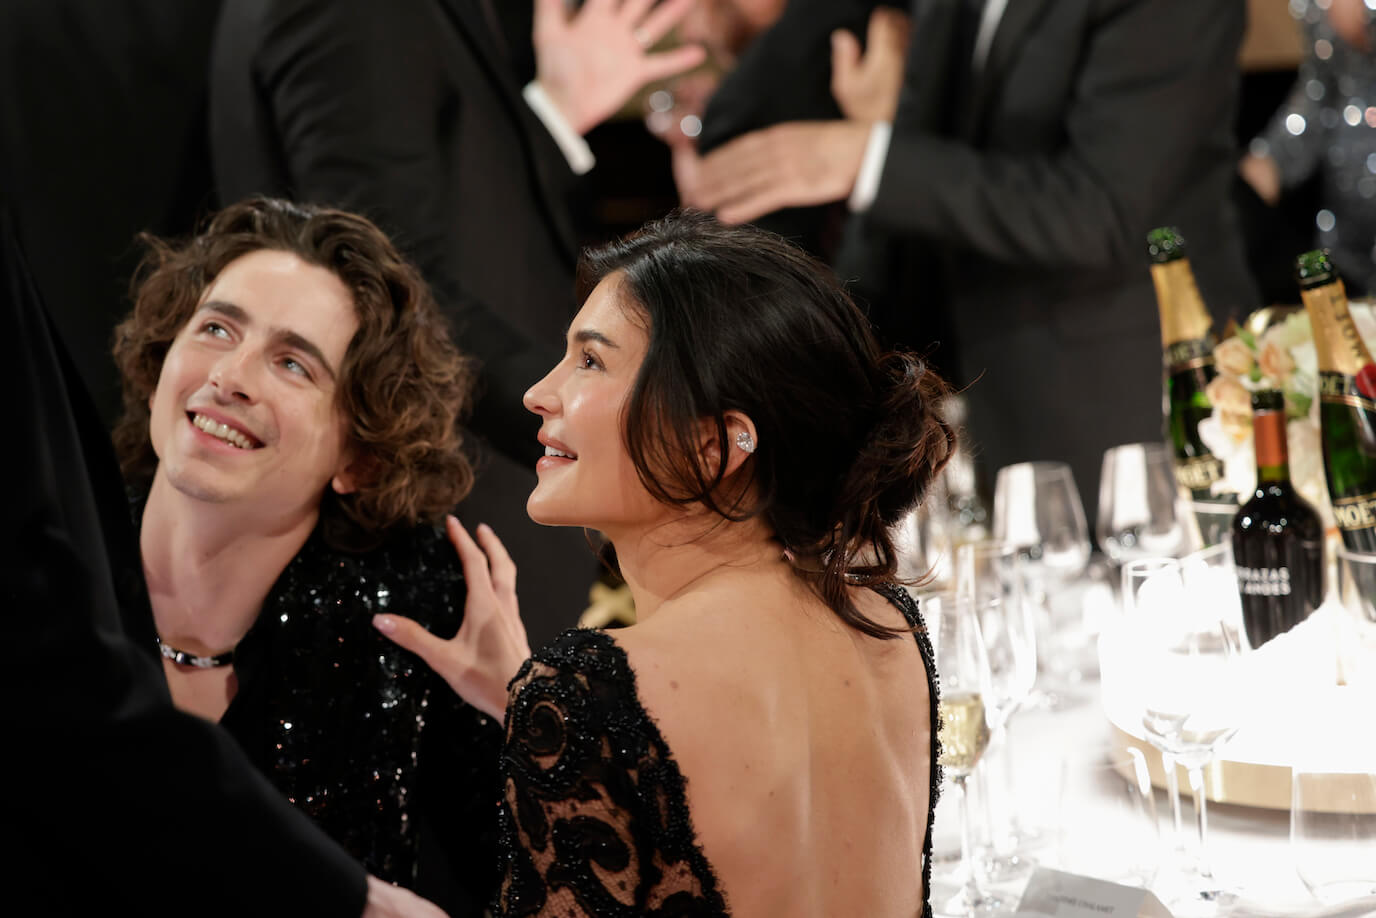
[156, 635, 235, 669]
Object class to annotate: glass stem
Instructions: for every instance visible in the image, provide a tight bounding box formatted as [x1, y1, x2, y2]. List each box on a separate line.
[978, 726, 1004, 857]
[955, 774, 984, 905]
[1188, 765, 1214, 880]
[1162, 750, 1185, 851]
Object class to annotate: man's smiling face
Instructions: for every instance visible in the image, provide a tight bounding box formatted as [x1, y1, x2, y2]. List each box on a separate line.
[147, 248, 361, 516]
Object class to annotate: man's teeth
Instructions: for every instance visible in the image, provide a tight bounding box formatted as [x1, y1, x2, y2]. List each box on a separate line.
[544, 445, 575, 459]
[192, 413, 255, 449]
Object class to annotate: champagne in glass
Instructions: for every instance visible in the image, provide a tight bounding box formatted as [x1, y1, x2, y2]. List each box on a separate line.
[938, 691, 990, 776]
[926, 591, 1003, 917]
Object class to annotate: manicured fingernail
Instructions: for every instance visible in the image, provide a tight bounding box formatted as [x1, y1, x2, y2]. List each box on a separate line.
[372, 614, 395, 634]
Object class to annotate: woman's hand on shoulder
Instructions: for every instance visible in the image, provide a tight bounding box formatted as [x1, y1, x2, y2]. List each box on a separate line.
[372, 516, 531, 723]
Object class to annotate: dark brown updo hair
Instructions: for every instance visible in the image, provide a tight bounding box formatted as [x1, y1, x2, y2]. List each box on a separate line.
[112, 197, 474, 550]
[579, 210, 955, 638]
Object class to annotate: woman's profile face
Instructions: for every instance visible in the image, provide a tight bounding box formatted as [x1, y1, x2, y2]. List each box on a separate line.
[523, 275, 665, 535]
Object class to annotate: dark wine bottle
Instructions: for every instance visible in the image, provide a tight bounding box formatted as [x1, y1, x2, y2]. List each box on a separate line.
[1296, 250, 1376, 553]
[1148, 228, 1235, 541]
[1231, 390, 1324, 649]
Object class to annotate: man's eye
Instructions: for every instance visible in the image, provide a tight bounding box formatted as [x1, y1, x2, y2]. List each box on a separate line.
[202, 321, 229, 338]
[281, 356, 309, 377]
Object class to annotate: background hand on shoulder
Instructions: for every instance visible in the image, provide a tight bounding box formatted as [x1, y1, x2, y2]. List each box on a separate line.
[373, 517, 531, 723]
[361, 875, 449, 918]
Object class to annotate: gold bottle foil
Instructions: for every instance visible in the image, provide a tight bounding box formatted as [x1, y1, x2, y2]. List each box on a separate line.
[1151, 259, 1213, 349]
[1302, 278, 1373, 376]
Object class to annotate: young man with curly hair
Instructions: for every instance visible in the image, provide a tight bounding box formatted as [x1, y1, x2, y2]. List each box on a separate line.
[111, 197, 510, 916]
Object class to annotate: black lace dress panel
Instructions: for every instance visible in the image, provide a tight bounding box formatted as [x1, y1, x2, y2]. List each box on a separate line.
[125, 500, 504, 916]
[494, 584, 941, 917]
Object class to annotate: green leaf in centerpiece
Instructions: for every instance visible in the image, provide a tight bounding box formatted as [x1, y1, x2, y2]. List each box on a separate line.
[1238, 326, 1258, 350]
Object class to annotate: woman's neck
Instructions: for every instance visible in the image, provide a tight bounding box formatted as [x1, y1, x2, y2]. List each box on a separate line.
[140, 470, 320, 655]
[608, 513, 788, 622]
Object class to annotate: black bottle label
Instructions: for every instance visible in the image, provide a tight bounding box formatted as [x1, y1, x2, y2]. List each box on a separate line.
[1236, 566, 1292, 596]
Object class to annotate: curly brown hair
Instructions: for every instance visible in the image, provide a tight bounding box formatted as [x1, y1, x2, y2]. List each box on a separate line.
[113, 197, 473, 550]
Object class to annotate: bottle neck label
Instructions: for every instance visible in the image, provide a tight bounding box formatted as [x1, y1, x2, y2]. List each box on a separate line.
[1303, 279, 1374, 375]
[1318, 371, 1376, 412]
[1332, 491, 1376, 533]
[1165, 338, 1215, 374]
[1176, 454, 1224, 492]
[1236, 566, 1291, 596]
[1151, 260, 1214, 348]
[1253, 408, 1290, 473]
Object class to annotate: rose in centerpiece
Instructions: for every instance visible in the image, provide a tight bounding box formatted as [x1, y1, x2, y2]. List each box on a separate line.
[1197, 304, 1376, 529]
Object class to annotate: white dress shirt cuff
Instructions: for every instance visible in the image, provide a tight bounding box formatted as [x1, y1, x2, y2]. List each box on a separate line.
[847, 122, 892, 212]
[522, 81, 596, 176]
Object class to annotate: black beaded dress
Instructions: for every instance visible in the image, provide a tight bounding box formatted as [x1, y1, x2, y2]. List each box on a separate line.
[493, 584, 941, 917]
[125, 501, 505, 917]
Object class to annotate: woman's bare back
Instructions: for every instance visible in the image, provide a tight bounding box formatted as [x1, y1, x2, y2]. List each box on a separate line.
[620, 574, 936, 917]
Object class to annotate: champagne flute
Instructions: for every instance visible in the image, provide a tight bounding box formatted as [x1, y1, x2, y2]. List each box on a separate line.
[1097, 442, 1194, 564]
[993, 461, 1092, 703]
[955, 541, 1037, 877]
[927, 590, 1000, 917]
[1120, 546, 1246, 914]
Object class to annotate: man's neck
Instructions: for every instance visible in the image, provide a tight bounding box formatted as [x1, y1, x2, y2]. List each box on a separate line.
[140, 472, 320, 656]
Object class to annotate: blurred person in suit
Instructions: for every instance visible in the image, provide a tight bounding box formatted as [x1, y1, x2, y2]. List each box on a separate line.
[690, 0, 1259, 522]
[209, 0, 703, 646]
[0, 0, 223, 427]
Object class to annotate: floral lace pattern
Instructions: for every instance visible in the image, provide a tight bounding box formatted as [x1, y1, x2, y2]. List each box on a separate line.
[494, 585, 939, 917]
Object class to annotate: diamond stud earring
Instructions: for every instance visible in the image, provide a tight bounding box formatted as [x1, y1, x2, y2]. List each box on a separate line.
[735, 430, 756, 454]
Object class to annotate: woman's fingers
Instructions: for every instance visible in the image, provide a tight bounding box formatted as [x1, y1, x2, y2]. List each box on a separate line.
[372, 613, 451, 672]
[475, 523, 517, 601]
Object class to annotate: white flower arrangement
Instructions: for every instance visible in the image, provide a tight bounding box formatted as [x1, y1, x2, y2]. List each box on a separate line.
[1197, 303, 1376, 529]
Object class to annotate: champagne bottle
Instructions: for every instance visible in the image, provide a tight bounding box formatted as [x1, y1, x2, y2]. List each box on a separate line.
[1296, 250, 1376, 552]
[1147, 228, 1234, 526]
[1231, 390, 1324, 648]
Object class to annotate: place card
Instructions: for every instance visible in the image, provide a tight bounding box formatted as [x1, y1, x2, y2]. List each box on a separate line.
[1015, 866, 1172, 918]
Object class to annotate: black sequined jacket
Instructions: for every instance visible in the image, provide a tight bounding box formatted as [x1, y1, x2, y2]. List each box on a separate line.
[493, 584, 940, 917]
[126, 504, 504, 917]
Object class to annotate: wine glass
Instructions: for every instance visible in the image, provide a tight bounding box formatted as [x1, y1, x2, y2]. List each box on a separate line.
[1097, 442, 1194, 564]
[927, 590, 1000, 916]
[993, 461, 1092, 701]
[1118, 547, 1246, 914]
[1291, 764, 1376, 904]
[1054, 745, 1160, 888]
[954, 541, 1037, 877]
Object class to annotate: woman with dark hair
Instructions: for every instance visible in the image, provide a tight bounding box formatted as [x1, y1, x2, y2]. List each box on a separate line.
[379, 210, 951, 916]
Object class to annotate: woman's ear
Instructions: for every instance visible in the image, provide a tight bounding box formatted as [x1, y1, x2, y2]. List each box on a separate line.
[698, 410, 758, 478]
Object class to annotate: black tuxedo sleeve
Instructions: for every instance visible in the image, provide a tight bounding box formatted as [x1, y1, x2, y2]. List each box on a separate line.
[2, 206, 367, 918]
[866, 0, 1244, 269]
[219, 0, 548, 464]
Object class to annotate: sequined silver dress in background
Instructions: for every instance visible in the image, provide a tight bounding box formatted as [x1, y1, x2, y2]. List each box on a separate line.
[1252, 0, 1376, 293]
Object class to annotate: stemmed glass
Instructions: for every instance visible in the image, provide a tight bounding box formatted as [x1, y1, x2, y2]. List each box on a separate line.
[927, 590, 1000, 917]
[993, 462, 1092, 701]
[954, 541, 1037, 877]
[1097, 443, 1195, 564]
[1117, 547, 1246, 915]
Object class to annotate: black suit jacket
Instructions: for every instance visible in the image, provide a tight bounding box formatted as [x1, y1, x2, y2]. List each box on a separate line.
[705, 0, 1258, 517]
[2, 207, 367, 917]
[210, 0, 595, 645]
[0, 0, 222, 427]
